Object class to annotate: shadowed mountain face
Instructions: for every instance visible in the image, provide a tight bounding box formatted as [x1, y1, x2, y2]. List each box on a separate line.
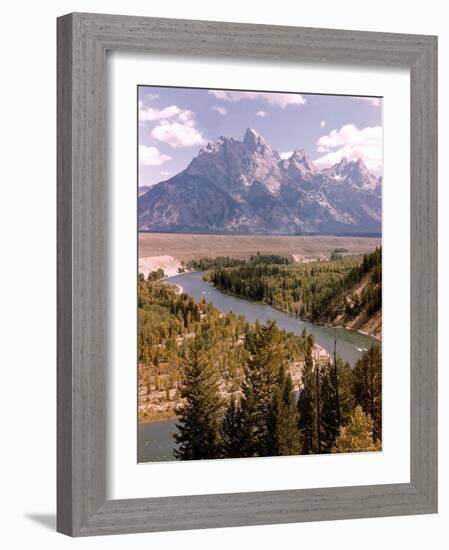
[139, 128, 382, 235]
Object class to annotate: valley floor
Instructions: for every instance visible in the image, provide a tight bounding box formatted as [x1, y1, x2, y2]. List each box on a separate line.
[139, 232, 381, 263]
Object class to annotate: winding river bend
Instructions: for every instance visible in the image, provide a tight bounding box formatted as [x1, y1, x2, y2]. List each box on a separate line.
[138, 271, 378, 462]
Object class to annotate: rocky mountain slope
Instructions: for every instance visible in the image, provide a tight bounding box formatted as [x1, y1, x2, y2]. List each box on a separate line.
[139, 128, 382, 235]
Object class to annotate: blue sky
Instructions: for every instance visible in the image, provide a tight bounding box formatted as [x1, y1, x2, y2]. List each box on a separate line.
[138, 86, 382, 187]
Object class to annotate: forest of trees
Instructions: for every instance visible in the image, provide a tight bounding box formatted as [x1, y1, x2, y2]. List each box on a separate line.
[174, 321, 382, 459]
[204, 248, 382, 325]
[138, 273, 382, 459]
[138, 276, 307, 422]
[186, 253, 291, 272]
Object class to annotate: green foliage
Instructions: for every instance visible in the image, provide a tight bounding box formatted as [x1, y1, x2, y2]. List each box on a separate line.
[249, 253, 291, 265]
[267, 366, 301, 456]
[332, 406, 381, 453]
[320, 359, 355, 452]
[138, 276, 382, 460]
[146, 268, 165, 281]
[330, 247, 349, 261]
[205, 248, 382, 324]
[221, 395, 245, 458]
[297, 336, 317, 454]
[352, 345, 382, 441]
[174, 352, 224, 460]
[186, 253, 291, 271]
[239, 321, 287, 457]
[138, 278, 251, 418]
[186, 256, 246, 271]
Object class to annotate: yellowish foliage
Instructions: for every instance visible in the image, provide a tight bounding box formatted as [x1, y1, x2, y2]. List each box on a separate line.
[332, 406, 381, 453]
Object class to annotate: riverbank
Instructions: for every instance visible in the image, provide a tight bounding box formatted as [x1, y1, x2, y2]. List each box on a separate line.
[139, 272, 378, 423]
[139, 410, 178, 423]
[165, 272, 377, 366]
[206, 282, 382, 341]
[138, 254, 182, 277]
[138, 270, 379, 456]
[326, 309, 382, 341]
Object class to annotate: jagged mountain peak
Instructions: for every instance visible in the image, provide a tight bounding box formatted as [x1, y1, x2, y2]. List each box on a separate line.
[139, 130, 381, 234]
[323, 156, 375, 185]
[199, 135, 236, 155]
[243, 127, 273, 154]
[328, 156, 349, 173]
[243, 126, 262, 145]
[291, 148, 307, 159]
[288, 148, 318, 174]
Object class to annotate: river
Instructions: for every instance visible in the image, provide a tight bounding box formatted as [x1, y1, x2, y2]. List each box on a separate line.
[138, 271, 378, 462]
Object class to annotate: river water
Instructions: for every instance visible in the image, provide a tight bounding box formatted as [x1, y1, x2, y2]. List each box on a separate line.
[138, 271, 378, 462]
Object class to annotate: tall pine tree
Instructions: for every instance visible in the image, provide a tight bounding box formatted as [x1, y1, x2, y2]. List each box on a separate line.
[174, 351, 223, 460]
[297, 335, 317, 454]
[352, 345, 382, 442]
[267, 366, 301, 456]
[221, 394, 245, 458]
[320, 359, 355, 452]
[239, 321, 285, 457]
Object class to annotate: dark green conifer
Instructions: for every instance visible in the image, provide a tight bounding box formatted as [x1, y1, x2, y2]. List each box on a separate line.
[267, 367, 301, 456]
[239, 321, 285, 457]
[174, 352, 223, 460]
[320, 359, 355, 452]
[297, 335, 316, 454]
[221, 395, 245, 458]
[352, 345, 382, 441]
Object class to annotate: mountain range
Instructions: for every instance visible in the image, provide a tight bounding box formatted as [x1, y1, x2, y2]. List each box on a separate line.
[138, 128, 382, 235]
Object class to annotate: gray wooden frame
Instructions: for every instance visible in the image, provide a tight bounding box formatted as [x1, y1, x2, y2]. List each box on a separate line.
[57, 12, 438, 537]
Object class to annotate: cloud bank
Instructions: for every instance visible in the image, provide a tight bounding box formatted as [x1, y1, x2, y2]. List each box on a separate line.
[314, 124, 382, 175]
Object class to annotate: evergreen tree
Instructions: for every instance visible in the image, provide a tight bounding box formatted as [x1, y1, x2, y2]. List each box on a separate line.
[221, 395, 245, 458]
[174, 352, 223, 460]
[267, 367, 301, 456]
[332, 406, 381, 453]
[320, 359, 355, 452]
[297, 335, 316, 454]
[352, 345, 382, 441]
[239, 321, 285, 457]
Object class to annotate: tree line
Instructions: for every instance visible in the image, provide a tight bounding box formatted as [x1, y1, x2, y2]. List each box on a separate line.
[204, 248, 382, 325]
[186, 253, 291, 272]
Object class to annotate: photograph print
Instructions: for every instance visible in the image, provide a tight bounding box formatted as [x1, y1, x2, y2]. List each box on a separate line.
[137, 86, 382, 462]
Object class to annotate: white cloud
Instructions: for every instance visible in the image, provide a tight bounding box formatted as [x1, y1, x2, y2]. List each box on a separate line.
[209, 90, 306, 108]
[145, 92, 159, 100]
[320, 120, 326, 128]
[314, 124, 382, 174]
[256, 110, 267, 118]
[160, 170, 170, 176]
[139, 145, 171, 166]
[139, 100, 205, 149]
[211, 106, 227, 115]
[139, 102, 195, 123]
[280, 151, 293, 160]
[357, 97, 382, 107]
[151, 121, 206, 148]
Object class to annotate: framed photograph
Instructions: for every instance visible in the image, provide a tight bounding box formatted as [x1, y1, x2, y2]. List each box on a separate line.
[57, 13, 437, 536]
